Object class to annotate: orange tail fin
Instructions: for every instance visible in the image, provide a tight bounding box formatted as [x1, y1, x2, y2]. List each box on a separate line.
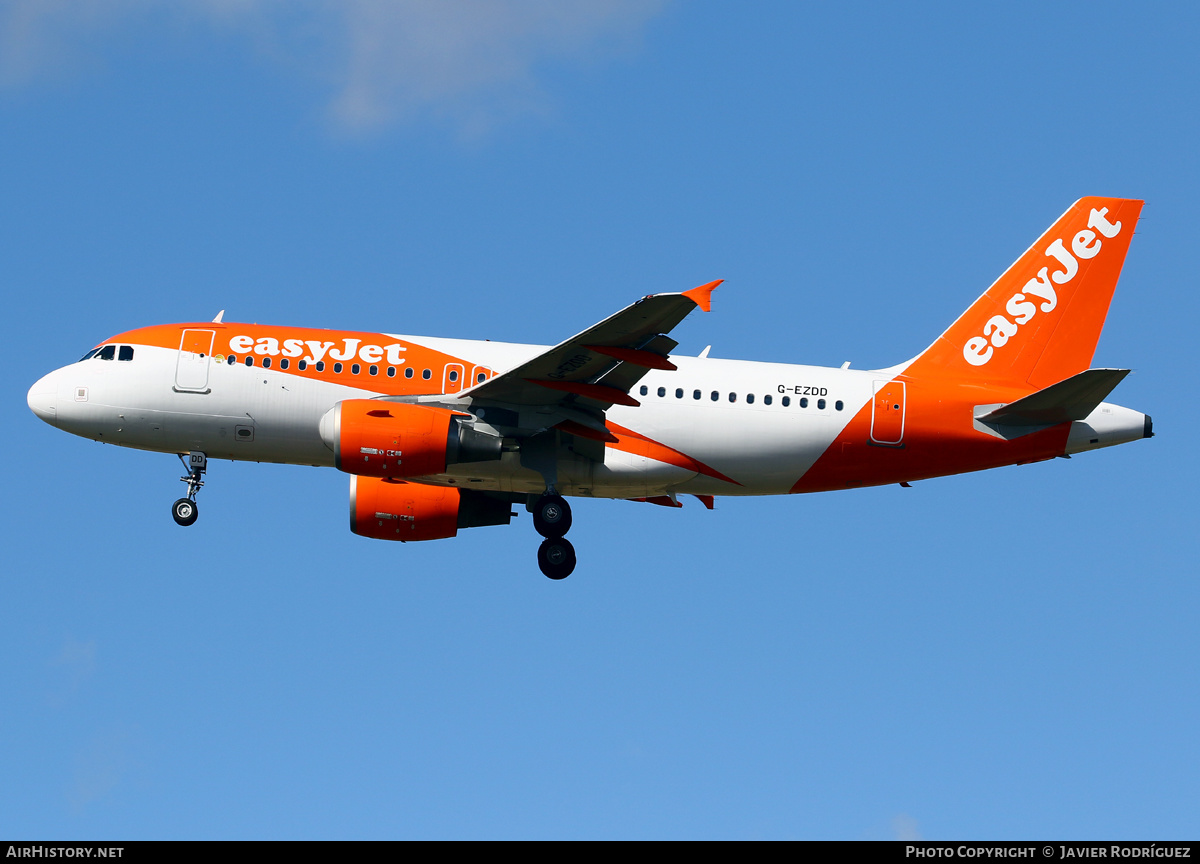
[906, 197, 1143, 389]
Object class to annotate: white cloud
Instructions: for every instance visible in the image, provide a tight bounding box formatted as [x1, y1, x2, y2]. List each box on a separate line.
[892, 813, 923, 841]
[0, 0, 667, 133]
[69, 728, 137, 811]
[47, 636, 97, 706]
[0, 0, 142, 87]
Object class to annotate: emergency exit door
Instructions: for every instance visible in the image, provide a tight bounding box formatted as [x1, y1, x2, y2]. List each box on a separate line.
[870, 380, 906, 446]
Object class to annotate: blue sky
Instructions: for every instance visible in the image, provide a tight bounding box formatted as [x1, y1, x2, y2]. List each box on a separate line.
[2, 1, 1197, 839]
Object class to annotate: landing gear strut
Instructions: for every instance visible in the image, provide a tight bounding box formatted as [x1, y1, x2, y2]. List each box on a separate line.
[532, 492, 575, 579]
[172, 451, 206, 527]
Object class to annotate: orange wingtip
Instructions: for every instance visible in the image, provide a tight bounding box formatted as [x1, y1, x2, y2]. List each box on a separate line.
[682, 279, 723, 312]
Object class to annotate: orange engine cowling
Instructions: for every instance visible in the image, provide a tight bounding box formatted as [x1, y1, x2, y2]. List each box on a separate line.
[351, 477, 514, 542]
[319, 399, 502, 478]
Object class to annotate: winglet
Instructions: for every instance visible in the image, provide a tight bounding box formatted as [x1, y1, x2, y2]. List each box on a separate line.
[683, 279, 722, 312]
[212, 310, 225, 323]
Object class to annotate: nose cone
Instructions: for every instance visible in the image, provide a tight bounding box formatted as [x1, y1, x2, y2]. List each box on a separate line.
[27, 372, 59, 426]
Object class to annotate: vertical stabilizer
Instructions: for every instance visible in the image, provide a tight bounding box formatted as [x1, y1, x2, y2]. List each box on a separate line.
[906, 197, 1142, 390]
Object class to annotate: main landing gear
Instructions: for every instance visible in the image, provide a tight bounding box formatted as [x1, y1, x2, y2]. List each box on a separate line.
[172, 451, 206, 527]
[533, 492, 575, 580]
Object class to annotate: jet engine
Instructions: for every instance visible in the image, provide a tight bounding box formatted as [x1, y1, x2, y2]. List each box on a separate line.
[350, 477, 513, 542]
[319, 400, 502, 478]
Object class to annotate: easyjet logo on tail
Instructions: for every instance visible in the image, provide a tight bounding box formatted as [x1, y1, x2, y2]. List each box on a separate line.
[962, 208, 1123, 367]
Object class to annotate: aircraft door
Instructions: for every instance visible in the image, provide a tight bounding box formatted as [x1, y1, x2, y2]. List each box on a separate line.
[870, 380, 906, 445]
[443, 363, 465, 394]
[175, 329, 215, 393]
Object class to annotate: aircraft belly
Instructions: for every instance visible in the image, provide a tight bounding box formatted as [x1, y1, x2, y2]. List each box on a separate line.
[591, 449, 696, 497]
[439, 446, 693, 499]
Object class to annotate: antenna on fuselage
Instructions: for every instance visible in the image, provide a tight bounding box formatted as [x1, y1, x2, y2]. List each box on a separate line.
[212, 310, 225, 323]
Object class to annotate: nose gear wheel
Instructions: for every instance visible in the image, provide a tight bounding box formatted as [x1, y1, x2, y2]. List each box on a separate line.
[172, 498, 198, 526]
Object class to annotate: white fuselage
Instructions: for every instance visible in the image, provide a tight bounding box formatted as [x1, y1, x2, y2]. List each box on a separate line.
[27, 331, 1145, 501]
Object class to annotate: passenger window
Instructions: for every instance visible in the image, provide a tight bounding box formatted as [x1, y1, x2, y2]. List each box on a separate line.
[279, 359, 289, 370]
[448, 370, 458, 382]
[227, 355, 237, 365]
[118, 345, 134, 361]
[835, 400, 844, 411]
[711, 391, 719, 401]
[369, 365, 378, 376]
[405, 367, 414, 379]
[800, 397, 808, 408]
[245, 356, 254, 367]
[676, 388, 683, 399]
[728, 392, 736, 403]
[746, 393, 755, 404]
[98, 345, 116, 360]
[351, 364, 361, 375]
[640, 385, 648, 396]
[422, 369, 432, 380]
[334, 362, 343, 373]
[764, 394, 772, 405]
[298, 360, 307, 370]
[316, 361, 326, 372]
[387, 367, 396, 378]
[782, 396, 790, 406]
[262, 357, 271, 369]
[693, 390, 701, 400]
[817, 398, 826, 410]
[477, 372, 486, 383]
[657, 387, 666, 397]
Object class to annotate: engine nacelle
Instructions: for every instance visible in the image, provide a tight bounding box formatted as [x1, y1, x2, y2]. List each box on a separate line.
[350, 477, 513, 542]
[319, 399, 502, 478]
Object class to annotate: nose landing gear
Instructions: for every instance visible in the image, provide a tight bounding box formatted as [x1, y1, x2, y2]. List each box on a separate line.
[532, 492, 575, 580]
[172, 452, 206, 527]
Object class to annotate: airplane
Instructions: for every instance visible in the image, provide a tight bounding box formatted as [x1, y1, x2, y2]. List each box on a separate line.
[27, 197, 1152, 579]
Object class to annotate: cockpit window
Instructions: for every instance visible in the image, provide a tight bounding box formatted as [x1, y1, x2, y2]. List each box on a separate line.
[118, 345, 134, 361]
[79, 348, 100, 362]
[97, 345, 116, 361]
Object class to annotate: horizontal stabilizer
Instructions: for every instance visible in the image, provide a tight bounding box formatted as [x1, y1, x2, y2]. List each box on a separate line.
[975, 368, 1130, 428]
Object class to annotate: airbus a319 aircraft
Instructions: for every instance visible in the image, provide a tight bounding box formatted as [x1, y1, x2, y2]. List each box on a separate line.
[28, 197, 1152, 579]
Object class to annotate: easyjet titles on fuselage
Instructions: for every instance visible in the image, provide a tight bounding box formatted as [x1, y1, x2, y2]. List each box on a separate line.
[227, 335, 407, 366]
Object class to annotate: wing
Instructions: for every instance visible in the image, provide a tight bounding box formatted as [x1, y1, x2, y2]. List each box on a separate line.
[458, 280, 721, 418]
